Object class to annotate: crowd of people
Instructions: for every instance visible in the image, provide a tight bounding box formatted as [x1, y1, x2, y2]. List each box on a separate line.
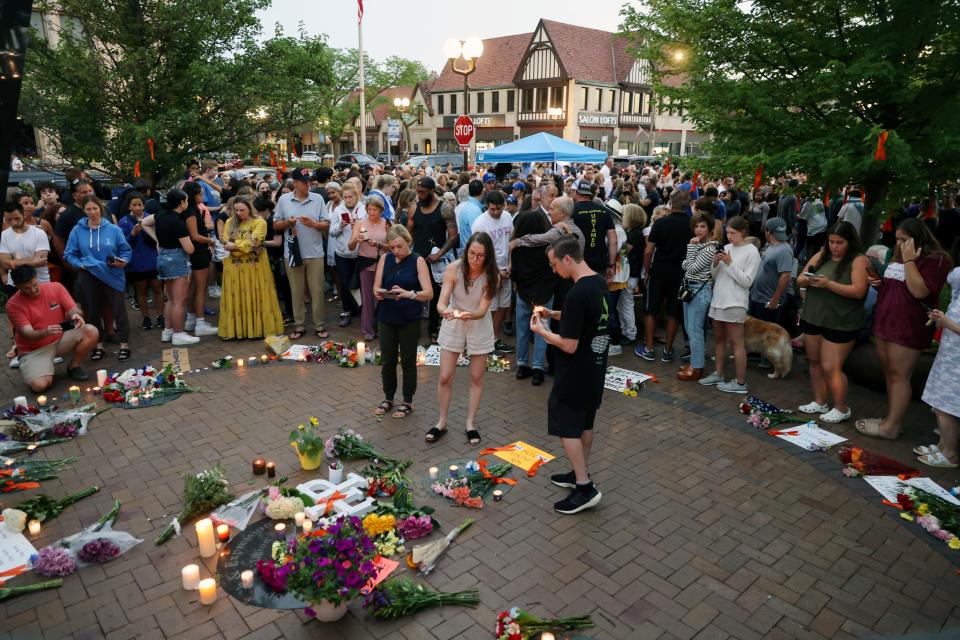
[2, 156, 959, 501]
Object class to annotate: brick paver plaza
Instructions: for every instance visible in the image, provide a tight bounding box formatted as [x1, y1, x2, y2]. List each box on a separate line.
[2, 303, 958, 640]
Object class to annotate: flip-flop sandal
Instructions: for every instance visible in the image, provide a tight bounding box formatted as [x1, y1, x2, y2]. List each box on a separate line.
[374, 400, 393, 416]
[118, 348, 131, 361]
[855, 418, 897, 439]
[316, 329, 329, 339]
[90, 348, 105, 361]
[392, 403, 413, 419]
[917, 452, 959, 468]
[465, 429, 481, 446]
[425, 427, 447, 443]
[912, 444, 941, 456]
[289, 329, 305, 340]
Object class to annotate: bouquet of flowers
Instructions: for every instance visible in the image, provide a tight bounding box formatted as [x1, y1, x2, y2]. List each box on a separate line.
[431, 462, 512, 509]
[1, 403, 100, 450]
[154, 465, 232, 544]
[102, 363, 197, 404]
[32, 500, 141, 577]
[495, 607, 594, 640]
[363, 577, 479, 619]
[375, 485, 439, 539]
[406, 518, 473, 575]
[895, 487, 960, 550]
[11, 486, 99, 524]
[363, 460, 412, 497]
[486, 355, 511, 373]
[325, 426, 402, 468]
[372, 529, 405, 557]
[211, 356, 234, 369]
[739, 396, 808, 429]
[838, 446, 918, 477]
[1, 457, 77, 493]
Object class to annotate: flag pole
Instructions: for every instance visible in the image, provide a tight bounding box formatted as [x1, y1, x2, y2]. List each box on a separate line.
[358, 1, 366, 156]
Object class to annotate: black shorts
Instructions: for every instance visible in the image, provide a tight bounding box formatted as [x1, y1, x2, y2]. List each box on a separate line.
[547, 393, 597, 438]
[799, 319, 859, 344]
[126, 270, 158, 283]
[644, 271, 683, 318]
[190, 249, 211, 270]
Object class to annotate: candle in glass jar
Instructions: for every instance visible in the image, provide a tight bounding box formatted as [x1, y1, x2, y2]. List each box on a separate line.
[13, 396, 27, 409]
[68, 386, 81, 403]
[356, 341, 365, 366]
[302, 519, 313, 534]
[428, 466, 439, 480]
[266, 461, 276, 478]
[181, 564, 200, 590]
[216, 524, 230, 543]
[28, 519, 41, 535]
[261, 354, 269, 365]
[274, 523, 286, 540]
[198, 578, 217, 605]
[195, 518, 217, 558]
[96, 369, 108, 387]
[492, 490, 503, 502]
[36, 395, 47, 407]
[449, 465, 459, 478]
[294, 512, 305, 527]
[540, 634, 555, 640]
[252, 458, 266, 475]
[241, 570, 254, 588]
[237, 358, 244, 368]
[25, 443, 38, 455]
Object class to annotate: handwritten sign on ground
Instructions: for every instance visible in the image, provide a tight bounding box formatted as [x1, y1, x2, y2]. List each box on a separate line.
[0, 525, 35, 579]
[864, 476, 960, 506]
[604, 366, 654, 392]
[491, 440, 555, 473]
[162, 348, 190, 373]
[769, 422, 847, 451]
[281, 345, 313, 361]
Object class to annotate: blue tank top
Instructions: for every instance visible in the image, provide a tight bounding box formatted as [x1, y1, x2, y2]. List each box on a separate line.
[377, 252, 423, 325]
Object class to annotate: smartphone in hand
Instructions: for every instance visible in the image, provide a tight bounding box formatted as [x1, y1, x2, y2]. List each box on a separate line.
[59, 319, 75, 331]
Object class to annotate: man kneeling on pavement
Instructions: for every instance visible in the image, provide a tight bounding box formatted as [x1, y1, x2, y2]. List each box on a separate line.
[6, 264, 98, 392]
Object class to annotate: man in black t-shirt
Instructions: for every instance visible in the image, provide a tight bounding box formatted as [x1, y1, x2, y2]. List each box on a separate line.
[570, 180, 617, 275]
[531, 235, 608, 515]
[53, 179, 95, 294]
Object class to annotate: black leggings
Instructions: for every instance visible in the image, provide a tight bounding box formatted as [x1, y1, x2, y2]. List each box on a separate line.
[428, 280, 442, 336]
[379, 320, 420, 403]
[77, 270, 129, 342]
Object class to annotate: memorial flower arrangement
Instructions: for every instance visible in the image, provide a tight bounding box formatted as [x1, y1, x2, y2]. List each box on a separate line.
[363, 577, 479, 619]
[373, 486, 439, 539]
[1, 457, 77, 493]
[495, 607, 594, 639]
[739, 397, 807, 429]
[621, 377, 640, 397]
[406, 518, 473, 575]
[264, 489, 305, 520]
[12, 485, 99, 523]
[155, 465, 232, 544]
[892, 486, 960, 550]
[289, 417, 324, 460]
[362, 513, 396, 537]
[33, 500, 139, 576]
[325, 426, 402, 468]
[102, 363, 196, 404]
[838, 446, 918, 478]
[486, 355, 511, 373]
[431, 462, 512, 508]
[372, 529, 405, 557]
[363, 460, 411, 497]
[1, 403, 99, 451]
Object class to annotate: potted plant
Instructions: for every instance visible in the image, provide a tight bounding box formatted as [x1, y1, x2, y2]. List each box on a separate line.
[289, 417, 324, 470]
[281, 515, 379, 621]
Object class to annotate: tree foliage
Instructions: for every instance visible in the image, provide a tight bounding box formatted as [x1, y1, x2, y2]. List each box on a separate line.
[621, 0, 960, 231]
[21, 0, 272, 183]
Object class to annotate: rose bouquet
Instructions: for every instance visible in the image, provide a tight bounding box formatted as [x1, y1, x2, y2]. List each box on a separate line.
[838, 446, 918, 477]
[739, 397, 808, 429]
[102, 363, 197, 404]
[154, 465, 232, 544]
[363, 460, 412, 497]
[363, 577, 479, 619]
[495, 607, 594, 639]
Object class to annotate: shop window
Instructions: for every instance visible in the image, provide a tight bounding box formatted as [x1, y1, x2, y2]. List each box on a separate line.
[507, 90, 515, 112]
[492, 91, 500, 112]
[477, 92, 484, 114]
[437, 95, 444, 115]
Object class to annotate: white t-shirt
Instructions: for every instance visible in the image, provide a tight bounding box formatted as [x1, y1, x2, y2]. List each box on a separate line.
[600, 165, 613, 198]
[471, 211, 514, 270]
[0, 225, 50, 285]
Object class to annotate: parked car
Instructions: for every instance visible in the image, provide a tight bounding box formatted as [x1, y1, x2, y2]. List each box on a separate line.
[333, 153, 383, 170]
[299, 151, 320, 163]
[405, 153, 463, 172]
[375, 152, 391, 164]
[612, 155, 657, 168]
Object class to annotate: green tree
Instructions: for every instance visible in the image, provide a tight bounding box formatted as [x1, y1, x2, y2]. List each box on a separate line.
[20, 0, 270, 183]
[622, 0, 960, 238]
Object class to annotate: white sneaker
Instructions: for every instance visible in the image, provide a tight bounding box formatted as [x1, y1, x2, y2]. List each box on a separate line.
[172, 332, 201, 346]
[161, 329, 174, 343]
[820, 407, 851, 423]
[799, 401, 829, 414]
[10, 356, 20, 369]
[53, 356, 64, 365]
[193, 320, 218, 336]
[207, 286, 221, 299]
[698, 371, 724, 386]
[607, 344, 622, 356]
[717, 380, 749, 394]
[184, 314, 196, 331]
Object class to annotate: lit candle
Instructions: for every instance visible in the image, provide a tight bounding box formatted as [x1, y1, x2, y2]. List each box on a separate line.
[540, 633, 555, 640]
[274, 523, 286, 540]
[266, 461, 276, 478]
[417, 351, 426, 366]
[252, 458, 266, 475]
[36, 395, 47, 407]
[356, 341, 365, 366]
[261, 354, 269, 365]
[96, 369, 108, 387]
[198, 578, 217, 605]
[492, 490, 503, 502]
[294, 512, 305, 527]
[302, 519, 313, 534]
[181, 564, 200, 590]
[25, 443, 38, 456]
[69, 386, 81, 403]
[449, 465, 459, 478]
[216, 524, 230, 544]
[13, 396, 27, 409]
[241, 570, 254, 588]
[28, 519, 41, 536]
[428, 467, 439, 480]
[195, 518, 217, 558]
[237, 358, 244, 368]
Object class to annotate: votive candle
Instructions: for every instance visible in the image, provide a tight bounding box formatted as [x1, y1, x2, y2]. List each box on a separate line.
[252, 458, 266, 475]
[198, 578, 217, 605]
[261, 354, 269, 365]
[492, 490, 503, 502]
[68, 386, 81, 403]
[96, 369, 108, 387]
[28, 519, 41, 535]
[181, 564, 200, 590]
[248, 356, 256, 365]
[302, 519, 313, 534]
[266, 461, 276, 478]
[36, 395, 47, 407]
[274, 523, 286, 540]
[540, 633, 555, 640]
[237, 358, 244, 368]
[241, 570, 254, 588]
[428, 466, 439, 480]
[294, 512, 305, 527]
[25, 443, 38, 455]
[195, 518, 217, 558]
[13, 396, 27, 409]
[449, 465, 459, 478]
[356, 341, 365, 366]
[216, 524, 230, 543]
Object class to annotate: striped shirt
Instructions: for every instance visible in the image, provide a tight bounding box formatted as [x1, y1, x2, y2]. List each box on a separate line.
[682, 241, 720, 283]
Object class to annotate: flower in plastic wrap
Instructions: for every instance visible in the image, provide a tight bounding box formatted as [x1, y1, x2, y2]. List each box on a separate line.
[374, 530, 405, 557]
[396, 515, 433, 540]
[2, 508, 27, 533]
[77, 538, 121, 564]
[265, 496, 305, 520]
[33, 546, 77, 577]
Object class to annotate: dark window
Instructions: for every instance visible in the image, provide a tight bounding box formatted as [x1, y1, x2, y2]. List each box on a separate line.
[437, 95, 444, 115]
[507, 90, 515, 112]
[451, 94, 457, 114]
[595, 88, 602, 110]
[582, 87, 589, 110]
[477, 92, 484, 114]
[522, 88, 533, 111]
[535, 87, 548, 111]
[609, 90, 616, 112]
[417, 108, 423, 125]
[492, 91, 500, 112]
[549, 86, 564, 109]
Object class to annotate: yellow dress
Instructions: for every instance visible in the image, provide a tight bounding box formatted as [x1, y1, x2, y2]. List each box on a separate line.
[219, 217, 284, 339]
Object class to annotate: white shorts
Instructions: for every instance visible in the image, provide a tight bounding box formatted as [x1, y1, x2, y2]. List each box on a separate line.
[437, 314, 495, 356]
[709, 305, 747, 323]
[489, 277, 512, 311]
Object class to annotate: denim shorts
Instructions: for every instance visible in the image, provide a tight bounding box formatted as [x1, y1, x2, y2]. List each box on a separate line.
[157, 248, 191, 280]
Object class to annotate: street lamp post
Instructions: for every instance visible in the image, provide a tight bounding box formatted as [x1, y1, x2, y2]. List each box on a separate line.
[444, 37, 483, 170]
[392, 96, 410, 163]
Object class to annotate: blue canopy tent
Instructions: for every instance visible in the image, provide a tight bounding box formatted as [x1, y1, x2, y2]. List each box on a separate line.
[475, 132, 607, 164]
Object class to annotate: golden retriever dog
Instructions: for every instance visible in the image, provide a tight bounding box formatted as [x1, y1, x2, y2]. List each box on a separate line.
[744, 316, 792, 379]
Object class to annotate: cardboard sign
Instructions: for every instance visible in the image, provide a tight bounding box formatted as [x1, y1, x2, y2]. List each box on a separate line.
[281, 345, 313, 361]
[604, 366, 654, 392]
[162, 348, 190, 373]
[361, 556, 399, 594]
[768, 422, 847, 451]
[0, 523, 36, 580]
[491, 440, 555, 473]
[864, 476, 960, 506]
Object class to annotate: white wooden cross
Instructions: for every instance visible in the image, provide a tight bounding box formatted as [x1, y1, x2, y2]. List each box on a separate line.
[297, 472, 376, 519]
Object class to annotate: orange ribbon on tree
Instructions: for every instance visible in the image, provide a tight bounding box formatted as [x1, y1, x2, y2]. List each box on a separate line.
[753, 164, 764, 191]
[874, 130, 888, 161]
[823, 187, 830, 209]
[146, 138, 155, 161]
[662, 159, 671, 177]
[318, 490, 348, 516]
[270, 150, 277, 167]
[133, 160, 141, 177]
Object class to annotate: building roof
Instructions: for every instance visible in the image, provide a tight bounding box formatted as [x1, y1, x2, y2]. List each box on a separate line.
[539, 19, 622, 85]
[431, 32, 532, 92]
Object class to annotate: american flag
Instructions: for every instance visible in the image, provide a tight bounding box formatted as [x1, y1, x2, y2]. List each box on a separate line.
[357, 0, 363, 22]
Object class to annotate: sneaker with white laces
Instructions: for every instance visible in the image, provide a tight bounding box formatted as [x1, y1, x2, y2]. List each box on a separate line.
[207, 285, 222, 298]
[172, 332, 201, 346]
[798, 401, 829, 414]
[607, 344, 622, 356]
[820, 407, 851, 423]
[161, 329, 174, 343]
[717, 379, 749, 394]
[193, 320, 218, 336]
[698, 371, 724, 386]
[184, 314, 197, 331]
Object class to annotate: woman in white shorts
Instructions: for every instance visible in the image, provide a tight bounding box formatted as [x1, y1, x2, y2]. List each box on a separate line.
[426, 231, 498, 446]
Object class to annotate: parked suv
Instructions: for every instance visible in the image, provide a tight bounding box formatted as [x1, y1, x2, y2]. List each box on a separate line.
[334, 153, 383, 170]
[405, 153, 463, 172]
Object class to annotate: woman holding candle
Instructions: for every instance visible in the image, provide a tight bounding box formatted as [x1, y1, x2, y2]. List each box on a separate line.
[426, 232, 498, 445]
[218, 196, 284, 339]
[348, 193, 390, 341]
[373, 225, 433, 419]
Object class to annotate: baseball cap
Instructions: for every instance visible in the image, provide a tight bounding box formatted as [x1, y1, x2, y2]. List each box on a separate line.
[574, 179, 593, 195]
[765, 217, 788, 241]
[512, 181, 526, 192]
[506, 195, 518, 205]
[482, 173, 496, 183]
[291, 167, 312, 182]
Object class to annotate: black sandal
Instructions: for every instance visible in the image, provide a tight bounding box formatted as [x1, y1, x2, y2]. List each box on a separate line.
[465, 429, 481, 446]
[392, 403, 413, 419]
[118, 348, 131, 362]
[374, 400, 393, 416]
[425, 426, 447, 442]
[90, 348, 105, 361]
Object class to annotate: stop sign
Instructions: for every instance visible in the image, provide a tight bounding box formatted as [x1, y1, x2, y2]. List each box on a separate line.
[453, 115, 475, 146]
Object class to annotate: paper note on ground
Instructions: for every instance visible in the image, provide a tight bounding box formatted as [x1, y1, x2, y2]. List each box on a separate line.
[769, 422, 847, 451]
[604, 366, 654, 392]
[492, 440, 556, 473]
[281, 345, 313, 361]
[361, 556, 399, 594]
[162, 348, 190, 372]
[0, 525, 36, 577]
[864, 476, 960, 506]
